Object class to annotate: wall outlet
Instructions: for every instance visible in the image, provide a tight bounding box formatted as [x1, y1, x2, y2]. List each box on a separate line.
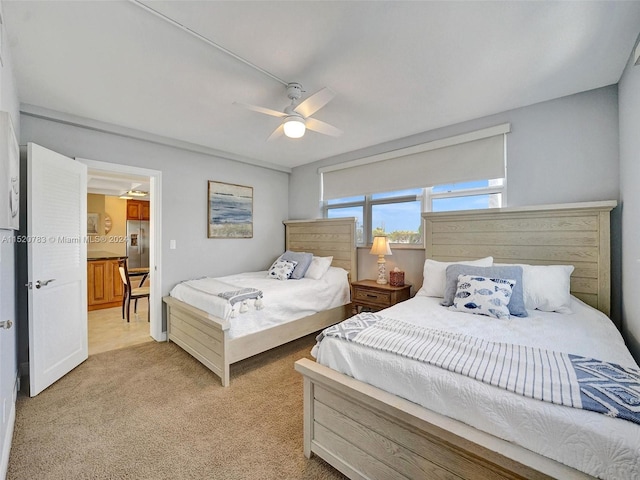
[170, 239, 176, 250]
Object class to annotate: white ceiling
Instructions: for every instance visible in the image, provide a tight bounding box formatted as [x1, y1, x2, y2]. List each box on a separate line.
[4, 1, 640, 170]
[87, 169, 150, 198]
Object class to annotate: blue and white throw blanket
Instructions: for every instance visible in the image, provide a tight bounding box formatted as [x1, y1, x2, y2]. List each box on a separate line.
[217, 287, 264, 317]
[180, 278, 263, 318]
[320, 313, 640, 425]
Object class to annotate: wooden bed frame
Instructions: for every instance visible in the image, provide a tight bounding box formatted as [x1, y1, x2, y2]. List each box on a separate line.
[295, 201, 617, 480]
[164, 217, 357, 387]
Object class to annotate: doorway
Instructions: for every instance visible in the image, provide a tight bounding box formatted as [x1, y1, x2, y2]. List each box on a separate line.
[78, 158, 163, 350]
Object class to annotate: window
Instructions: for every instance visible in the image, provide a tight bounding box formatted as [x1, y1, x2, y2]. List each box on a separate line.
[427, 179, 504, 212]
[325, 189, 423, 245]
[325, 196, 366, 243]
[320, 124, 509, 246]
[371, 189, 423, 244]
[324, 181, 504, 246]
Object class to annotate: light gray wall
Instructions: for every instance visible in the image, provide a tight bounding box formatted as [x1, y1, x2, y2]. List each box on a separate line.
[619, 38, 640, 362]
[20, 115, 290, 288]
[18, 115, 290, 367]
[290, 85, 619, 217]
[290, 86, 622, 324]
[0, 12, 21, 475]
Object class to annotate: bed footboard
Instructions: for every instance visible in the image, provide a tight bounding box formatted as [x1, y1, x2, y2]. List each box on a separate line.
[295, 358, 594, 480]
[164, 296, 231, 386]
[165, 296, 352, 387]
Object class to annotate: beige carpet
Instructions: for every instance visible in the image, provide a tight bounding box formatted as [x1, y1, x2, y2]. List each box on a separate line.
[8, 335, 347, 480]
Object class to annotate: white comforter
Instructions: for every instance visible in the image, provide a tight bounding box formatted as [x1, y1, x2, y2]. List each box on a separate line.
[315, 295, 640, 479]
[170, 267, 350, 339]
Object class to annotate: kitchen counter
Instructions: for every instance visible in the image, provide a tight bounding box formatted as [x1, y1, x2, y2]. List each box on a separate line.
[87, 250, 127, 261]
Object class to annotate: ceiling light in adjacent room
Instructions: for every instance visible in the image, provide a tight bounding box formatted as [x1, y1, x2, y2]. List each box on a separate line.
[126, 190, 148, 197]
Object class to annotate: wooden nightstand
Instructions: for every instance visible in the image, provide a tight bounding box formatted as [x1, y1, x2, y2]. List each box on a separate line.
[351, 279, 411, 314]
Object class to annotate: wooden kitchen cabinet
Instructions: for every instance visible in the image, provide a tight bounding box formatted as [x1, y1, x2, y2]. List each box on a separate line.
[126, 199, 150, 221]
[88, 258, 125, 311]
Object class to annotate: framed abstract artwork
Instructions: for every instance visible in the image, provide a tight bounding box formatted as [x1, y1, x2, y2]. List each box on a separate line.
[208, 181, 253, 238]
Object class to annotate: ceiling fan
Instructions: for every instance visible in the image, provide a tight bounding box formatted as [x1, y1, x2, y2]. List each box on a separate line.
[234, 83, 342, 140]
[127, 3, 341, 141]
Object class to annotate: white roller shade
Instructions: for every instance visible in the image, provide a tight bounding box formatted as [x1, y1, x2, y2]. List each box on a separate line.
[321, 124, 508, 200]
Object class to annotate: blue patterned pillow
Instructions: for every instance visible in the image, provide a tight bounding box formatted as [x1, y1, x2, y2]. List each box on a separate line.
[279, 251, 313, 279]
[443, 265, 527, 317]
[450, 274, 516, 319]
[268, 259, 298, 281]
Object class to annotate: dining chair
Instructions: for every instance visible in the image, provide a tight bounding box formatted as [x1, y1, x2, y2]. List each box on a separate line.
[118, 259, 150, 322]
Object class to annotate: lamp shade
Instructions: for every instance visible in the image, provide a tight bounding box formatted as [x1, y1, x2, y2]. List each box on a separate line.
[283, 116, 306, 138]
[370, 236, 392, 256]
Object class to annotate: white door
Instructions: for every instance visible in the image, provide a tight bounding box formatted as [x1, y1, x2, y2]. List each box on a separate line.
[27, 143, 88, 397]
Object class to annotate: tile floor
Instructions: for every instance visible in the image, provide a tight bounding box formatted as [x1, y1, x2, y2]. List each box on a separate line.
[88, 301, 153, 355]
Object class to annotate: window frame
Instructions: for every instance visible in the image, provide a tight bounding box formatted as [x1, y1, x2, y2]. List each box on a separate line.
[425, 179, 506, 212]
[323, 180, 505, 246]
[324, 190, 424, 246]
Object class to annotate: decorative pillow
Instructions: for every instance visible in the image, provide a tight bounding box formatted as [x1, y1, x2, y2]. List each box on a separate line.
[450, 274, 516, 320]
[304, 256, 333, 280]
[521, 264, 574, 313]
[267, 259, 298, 281]
[279, 250, 313, 279]
[442, 265, 527, 317]
[416, 257, 493, 298]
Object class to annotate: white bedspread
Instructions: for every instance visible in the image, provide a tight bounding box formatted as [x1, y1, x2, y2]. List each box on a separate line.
[170, 267, 349, 339]
[315, 295, 640, 479]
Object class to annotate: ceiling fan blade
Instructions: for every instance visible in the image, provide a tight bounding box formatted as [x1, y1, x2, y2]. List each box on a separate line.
[233, 101, 286, 118]
[305, 117, 343, 137]
[267, 124, 284, 141]
[294, 87, 336, 118]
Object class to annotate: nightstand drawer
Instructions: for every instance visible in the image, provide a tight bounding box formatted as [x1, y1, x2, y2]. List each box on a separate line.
[351, 280, 412, 314]
[354, 288, 391, 306]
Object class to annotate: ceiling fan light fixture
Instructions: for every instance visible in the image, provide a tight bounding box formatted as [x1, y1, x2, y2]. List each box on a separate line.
[283, 116, 306, 138]
[126, 190, 148, 197]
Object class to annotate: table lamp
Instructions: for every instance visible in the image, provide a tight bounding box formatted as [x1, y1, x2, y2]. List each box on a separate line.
[370, 236, 392, 284]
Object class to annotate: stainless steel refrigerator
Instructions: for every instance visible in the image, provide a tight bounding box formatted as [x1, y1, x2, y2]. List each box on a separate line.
[126, 220, 149, 268]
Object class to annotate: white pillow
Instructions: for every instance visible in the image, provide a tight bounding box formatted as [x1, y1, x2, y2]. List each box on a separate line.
[267, 259, 298, 281]
[416, 257, 493, 298]
[304, 256, 333, 280]
[521, 264, 574, 313]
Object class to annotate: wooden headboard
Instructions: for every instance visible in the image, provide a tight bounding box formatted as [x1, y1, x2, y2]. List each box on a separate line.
[283, 217, 357, 281]
[424, 201, 617, 316]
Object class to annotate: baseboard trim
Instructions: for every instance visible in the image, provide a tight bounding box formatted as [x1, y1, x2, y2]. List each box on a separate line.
[0, 375, 17, 480]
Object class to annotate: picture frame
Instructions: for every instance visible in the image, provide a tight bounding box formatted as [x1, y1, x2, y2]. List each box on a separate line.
[208, 181, 253, 238]
[87, 213, 99, 235]
[0, 112, 19, 230]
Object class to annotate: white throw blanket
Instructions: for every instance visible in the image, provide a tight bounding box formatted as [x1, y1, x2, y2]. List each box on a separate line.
[170, 268, 350, 338]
